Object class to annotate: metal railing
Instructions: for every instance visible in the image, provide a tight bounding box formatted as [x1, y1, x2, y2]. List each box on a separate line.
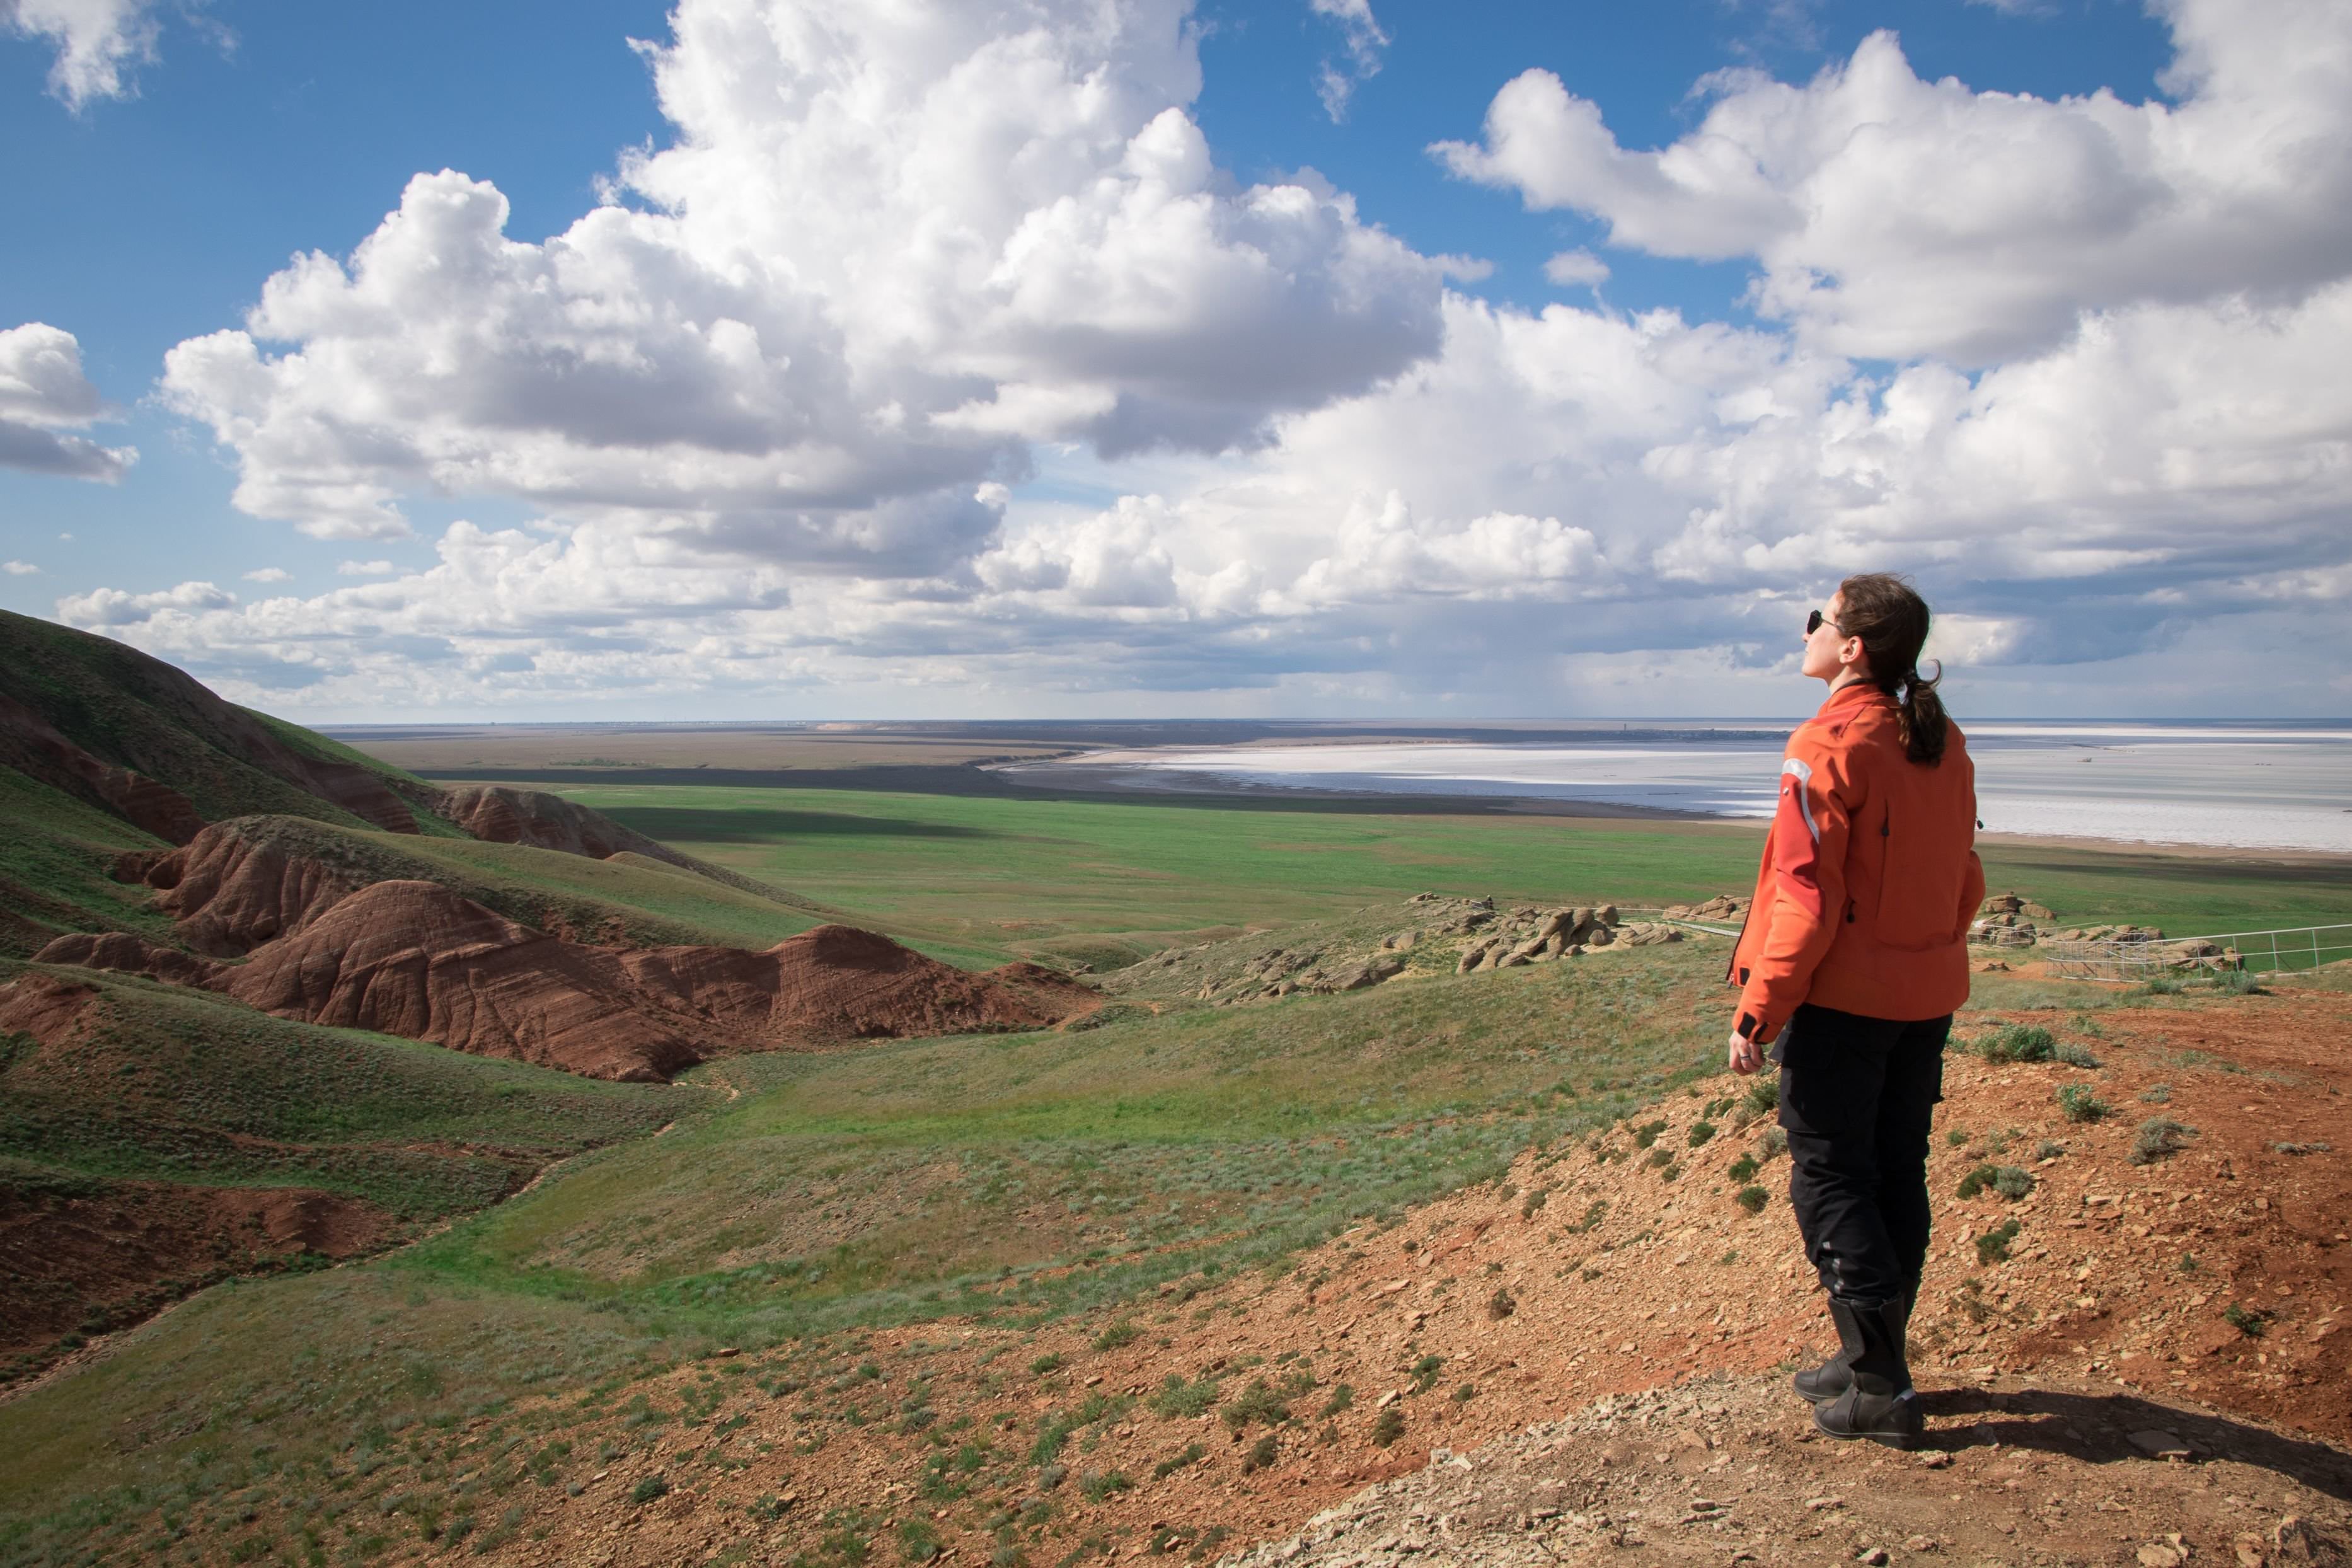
[2039, 923, 2351, 984]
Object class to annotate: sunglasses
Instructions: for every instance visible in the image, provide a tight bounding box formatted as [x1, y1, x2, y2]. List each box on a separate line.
[1806, 609, 1846, 637]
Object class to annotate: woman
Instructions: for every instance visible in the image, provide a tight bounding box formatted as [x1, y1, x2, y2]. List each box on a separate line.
[1725, 573, 1983, 1450]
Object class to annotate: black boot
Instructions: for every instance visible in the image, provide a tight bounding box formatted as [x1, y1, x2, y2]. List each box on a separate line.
[1793, 1283, 1914, 1404]
[1811, 1297, 1922, 1449]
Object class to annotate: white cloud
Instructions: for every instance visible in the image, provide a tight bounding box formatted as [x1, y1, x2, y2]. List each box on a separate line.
[1542, 249, 1609, 289]
[161, 0, 1443, 548]
[1310, 0, 1388, 122]
[3, 0, 161, 108]
[337, 559, 396, 576]
[0, 321, 137, 481]
[3, 560, 39, 575]
[1432, 0, 2352, 363]
[243, 566, 290, 582]
[80, 0, 2352, 717]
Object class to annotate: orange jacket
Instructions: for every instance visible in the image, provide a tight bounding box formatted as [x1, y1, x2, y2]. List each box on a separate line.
[1729, 683, 1984, 1044]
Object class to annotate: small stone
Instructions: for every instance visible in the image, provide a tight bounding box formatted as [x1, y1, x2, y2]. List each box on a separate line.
[2128, 1429, 2193, 1460]
[1859, 1550, 1890, 1567]
[1806, 1496, 1846, 1511]
[1917, 1451, 1952, 1470]
[2136, 1545, 2186, 1568]
[2233, 1533, 2264, 1567]
[1904, 1535, 1938, 1554]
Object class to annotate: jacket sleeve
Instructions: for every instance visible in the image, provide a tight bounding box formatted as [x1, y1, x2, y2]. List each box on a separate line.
[1735, 737, 1853, 1044]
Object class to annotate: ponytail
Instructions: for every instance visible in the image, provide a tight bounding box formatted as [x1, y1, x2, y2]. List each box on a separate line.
[1894, 661, 1949, 765]
[1835, 572, 1950, 766]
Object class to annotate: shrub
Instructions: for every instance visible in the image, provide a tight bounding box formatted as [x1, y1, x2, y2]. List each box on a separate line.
[1955, 1164, 1996, 1199]
[1519, 1186, 1550, 1219]
[1078, 1470, 1133, 1502]
[1218, 1379, 1290, 1432]
[897, 1519, 943, 1563]
[1976, 1025, 2056, 1064]
[1030, 1354, 1064, 1376]
[1485, 1288, 1516, 1320]
[1320, 1383, 1354, 1415]
[2032, 1139, 2063, 1161]
[1758, 1127, 1789, 1160]
[1091, 1322, 1139, 1352]
[629, 1476, 670, 1505]
[1371, 1407, 1405, 1446]
[1451, 1383, 1477, 1404]
[1148, 1373, 1223, 1420]
[1645, 1148, 1672, 1168]
[1727, 1153, 1758, 1184]
[2056, 1084, 2109, 1124]
[1975, 1219, 2021, 1265]
[2141, 974, 2184, 996]
[1631, 1119, 1668, 1150]
[1687, 1120, 1717, 1148]
[1991, 1167, 2034, 1201]
[1151, 1443, 1205, 1480]
[2139, 1084, 2172, 1105]
[1734, 1185, 1768, 1215]
[1743, 1078, 1778, 1119]
[2053, 1042, 2101, 1068]
[1409, 1354, 1444, 1394]
[1239, 1436, 1278, 1475]
[2223, 1303, 2269, 1339]
[2130, 1117, 2199, 1165]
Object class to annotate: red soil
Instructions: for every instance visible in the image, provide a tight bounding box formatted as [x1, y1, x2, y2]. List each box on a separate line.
[475, 987, 2351, 1568]
[0, 1180, 396, 1360]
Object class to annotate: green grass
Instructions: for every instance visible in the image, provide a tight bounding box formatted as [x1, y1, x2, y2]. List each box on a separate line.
[0, 942, 1724, 1542]
[0, 959, 677, 1216]
[506, 783, 2352, 955]
[0, 767, 174, 957]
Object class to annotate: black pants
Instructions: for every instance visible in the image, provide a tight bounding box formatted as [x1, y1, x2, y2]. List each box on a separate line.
[1773, 1003, 1949, 1305]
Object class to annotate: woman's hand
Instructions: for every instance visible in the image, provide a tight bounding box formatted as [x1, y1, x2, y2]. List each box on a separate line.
[1727, 1029, 1766, 1075]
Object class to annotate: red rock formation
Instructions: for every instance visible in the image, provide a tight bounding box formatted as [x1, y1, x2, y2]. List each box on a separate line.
[436, 785, 647, 859]
[31, 931, 222, 988]
[140, 820, 373, 955]
[0, 692, 207, 844]
[621, 924, 1098, 1043]
[0, 971, 101, 1046]
[221, 881, 707, 1082]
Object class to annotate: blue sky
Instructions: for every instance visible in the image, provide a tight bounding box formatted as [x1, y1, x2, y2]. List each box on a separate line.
[1, 0, 2342, 719]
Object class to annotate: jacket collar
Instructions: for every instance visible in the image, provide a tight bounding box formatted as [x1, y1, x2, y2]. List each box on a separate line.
[1813, 681, 1893, 721]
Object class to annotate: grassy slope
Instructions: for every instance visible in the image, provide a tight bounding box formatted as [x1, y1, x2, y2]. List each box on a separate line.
[0, 769, 173, 957]
[0, 940, 1729, 1534]
[1, 960, 679, 1219]
[546, 783, 2352, 950]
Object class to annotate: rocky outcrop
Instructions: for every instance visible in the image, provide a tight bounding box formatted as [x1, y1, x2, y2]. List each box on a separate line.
[30, 879, 1102, 1082]
[30, 931, 222, 988]
[621, 924, 1097, 1044]
[435, 785, 659, 860]
[140, 820, 375, 955]
[219, 881, 710, 1081]
[1661, 893, 1746, 921]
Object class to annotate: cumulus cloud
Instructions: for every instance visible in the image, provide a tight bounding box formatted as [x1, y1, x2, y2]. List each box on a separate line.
[1309, 0, 1388, 122]
[161, 0, 1443, 549]
[3, 0, 161, 108]
[337, 559, 396, 576]
[4, 560, 39, 575]
[0, 322, 136, 481]
[242, 567, 290, 582]
[1542, 249, 1609, 289]
[83, 0, 2352, 716]
[1432, 0, 2352, 362]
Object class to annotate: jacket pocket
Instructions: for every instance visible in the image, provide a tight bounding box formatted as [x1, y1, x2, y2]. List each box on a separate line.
[1872, 800, 1970, 952]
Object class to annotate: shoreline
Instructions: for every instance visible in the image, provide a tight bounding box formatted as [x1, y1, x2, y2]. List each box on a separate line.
[989, 756, 2352, 866]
